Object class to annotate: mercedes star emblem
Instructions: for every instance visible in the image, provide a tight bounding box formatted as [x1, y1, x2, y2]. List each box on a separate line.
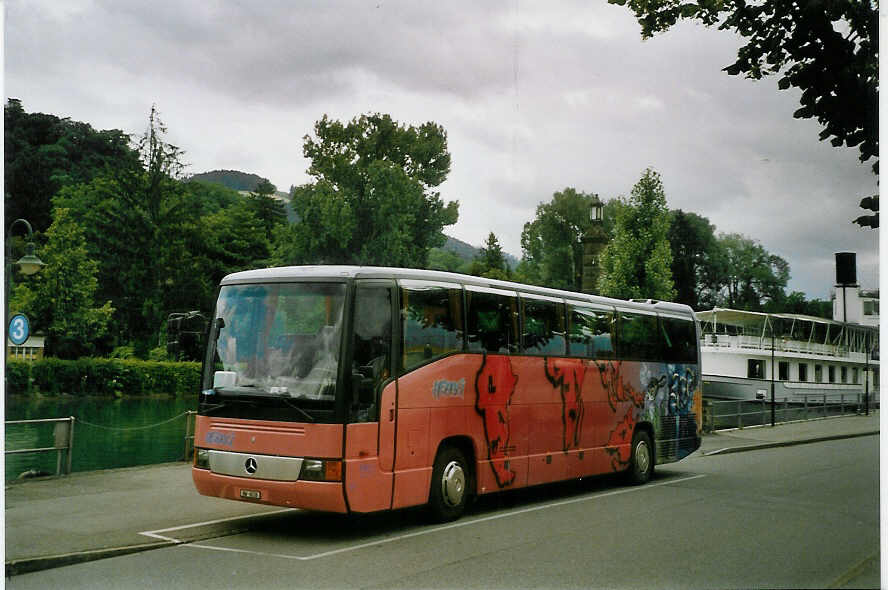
[244, 457, 258, 475]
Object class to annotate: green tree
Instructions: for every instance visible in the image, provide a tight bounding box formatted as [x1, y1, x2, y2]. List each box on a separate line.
[468, 232, 510, 279]
[667, 210, 720, 309]
[275, 113, 458, 268]
[520, 188, 599, 291]
[54, 106, 199, 355]
[5, 98, 138, 230]
[246, 178, 287, 240]
[11, 208, 114, 358]
[610, 0, 878, 224]
[716, 233, 789, 310]
[426, 247, 465, 272]
[183, 179, 240, 215]
[599, 169, 675, 301]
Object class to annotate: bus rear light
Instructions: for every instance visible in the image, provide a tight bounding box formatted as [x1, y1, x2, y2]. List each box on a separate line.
[300, 459, 342, 482]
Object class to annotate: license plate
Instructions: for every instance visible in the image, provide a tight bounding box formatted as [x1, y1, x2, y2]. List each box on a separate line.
[240, 489, 261, 500]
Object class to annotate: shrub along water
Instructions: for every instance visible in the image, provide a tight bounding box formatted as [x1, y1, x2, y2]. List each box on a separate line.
[7, 358, 201, 396]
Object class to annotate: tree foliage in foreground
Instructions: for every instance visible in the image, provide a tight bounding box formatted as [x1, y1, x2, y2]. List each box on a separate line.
[610, 0, 879, 226]
[275, 113, 458, 268]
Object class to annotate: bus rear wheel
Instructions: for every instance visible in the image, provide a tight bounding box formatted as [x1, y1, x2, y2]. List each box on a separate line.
[428, 446, 470, 522]
[626, 430, 654, 485]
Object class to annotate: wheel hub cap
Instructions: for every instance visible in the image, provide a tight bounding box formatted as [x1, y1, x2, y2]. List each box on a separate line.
[441, 460, 466, 507]
[636, 440, 650, 474]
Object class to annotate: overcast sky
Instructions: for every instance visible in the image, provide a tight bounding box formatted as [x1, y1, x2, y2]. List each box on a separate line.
[5, 0, 880, 300]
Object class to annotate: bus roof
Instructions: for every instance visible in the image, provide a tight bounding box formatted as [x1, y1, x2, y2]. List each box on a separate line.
[221, 265, 696, 319]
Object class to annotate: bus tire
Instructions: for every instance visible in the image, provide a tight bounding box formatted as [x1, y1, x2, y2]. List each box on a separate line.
[626, 430, 654, 485]
[428, 446, 470, 522]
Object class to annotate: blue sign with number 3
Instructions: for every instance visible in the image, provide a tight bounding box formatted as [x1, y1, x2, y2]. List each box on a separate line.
[8, 314, 30, 346]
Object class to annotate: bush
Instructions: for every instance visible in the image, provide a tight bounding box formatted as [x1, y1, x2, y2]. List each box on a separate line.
[6, 360, 32, 393]
[7, 358, 201, 396]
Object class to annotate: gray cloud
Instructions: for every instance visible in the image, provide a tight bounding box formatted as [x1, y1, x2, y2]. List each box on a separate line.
[6, 0, 878, 300]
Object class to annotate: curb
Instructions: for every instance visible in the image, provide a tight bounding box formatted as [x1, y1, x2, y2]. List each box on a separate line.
[701, 430, 879, 456]
[5, 540, 178, 577]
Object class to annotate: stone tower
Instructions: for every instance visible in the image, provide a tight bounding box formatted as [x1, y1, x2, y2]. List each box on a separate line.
[581, 195, 608, 295]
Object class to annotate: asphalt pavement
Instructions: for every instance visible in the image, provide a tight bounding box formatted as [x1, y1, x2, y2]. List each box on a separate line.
[5, 411, 880, 577]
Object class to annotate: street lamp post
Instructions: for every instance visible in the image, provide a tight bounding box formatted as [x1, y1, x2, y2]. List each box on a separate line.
[5, 219, 45, 380]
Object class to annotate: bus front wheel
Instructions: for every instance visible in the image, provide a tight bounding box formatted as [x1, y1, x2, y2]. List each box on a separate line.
[428, 446, 470, 522]
[626, 430, 654, 485]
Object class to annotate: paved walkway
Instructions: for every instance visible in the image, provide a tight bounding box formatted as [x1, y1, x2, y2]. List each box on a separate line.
[5, 411, 880, 576]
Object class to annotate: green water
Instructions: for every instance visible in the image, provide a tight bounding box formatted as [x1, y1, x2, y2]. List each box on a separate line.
[5, 395, 197, 482]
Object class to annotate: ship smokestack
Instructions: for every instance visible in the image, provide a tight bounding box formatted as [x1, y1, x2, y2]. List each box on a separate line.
[835, 252, 857, 287]
[834, 252, 859, 323]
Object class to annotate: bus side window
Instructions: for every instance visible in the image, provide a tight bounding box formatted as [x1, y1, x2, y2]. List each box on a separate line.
[660, 317, 698, 364]
[568, 306, 614, 359]
[522, 298, 566, 355]
[466, 290, 519, 354]
[350, 285, 392, 423]
[401, 283, 464, 371]
[618, 312, 660, 361]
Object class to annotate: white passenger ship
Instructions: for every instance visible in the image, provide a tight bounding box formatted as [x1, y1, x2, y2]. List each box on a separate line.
[699, 252, 879, 404]
[697, 308, 878, 404]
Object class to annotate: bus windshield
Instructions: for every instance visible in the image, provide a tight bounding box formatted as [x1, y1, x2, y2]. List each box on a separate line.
[204, 282, 346, 406]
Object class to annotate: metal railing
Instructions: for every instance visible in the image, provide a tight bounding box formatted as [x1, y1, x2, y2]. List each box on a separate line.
[5, 417, 75, 476]
[5, 411, 198, 479]
[703, 394, 876, 432]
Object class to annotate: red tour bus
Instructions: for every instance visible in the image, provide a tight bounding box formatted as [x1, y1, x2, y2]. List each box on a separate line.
[192, 266, 702, 521]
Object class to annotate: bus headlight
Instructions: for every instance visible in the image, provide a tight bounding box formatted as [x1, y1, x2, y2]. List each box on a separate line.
[194, 448, 210, 470]
[300, 459, 342, 482]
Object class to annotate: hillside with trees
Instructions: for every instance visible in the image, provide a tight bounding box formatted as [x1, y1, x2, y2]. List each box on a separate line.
[187, 169, 270, 192]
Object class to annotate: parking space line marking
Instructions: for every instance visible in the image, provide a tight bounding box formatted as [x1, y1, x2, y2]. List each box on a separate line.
[139, 508, 295, 543]
[179, 474, 707, 561]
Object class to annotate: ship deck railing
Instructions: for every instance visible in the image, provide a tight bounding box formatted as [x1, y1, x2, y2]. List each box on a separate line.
[702, 334, 857, 359]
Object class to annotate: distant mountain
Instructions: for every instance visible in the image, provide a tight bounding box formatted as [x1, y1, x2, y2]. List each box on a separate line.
[189, 170, 271, 192]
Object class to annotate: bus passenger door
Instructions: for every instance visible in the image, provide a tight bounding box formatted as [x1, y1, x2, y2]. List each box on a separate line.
[346, 281, 397, 512]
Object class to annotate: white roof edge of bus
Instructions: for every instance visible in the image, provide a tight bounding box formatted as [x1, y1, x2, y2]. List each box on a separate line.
[221, 265, 696, 318]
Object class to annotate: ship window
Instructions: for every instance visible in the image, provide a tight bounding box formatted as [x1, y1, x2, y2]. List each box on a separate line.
[778, 362, 789, 381]
[840, 366, 848, 383]
[747, 359, 764, 380]
[814, 365, 823, 382]
[853, 367, 860, 384]
[799, 363, 808, 382]
[828, 366, 835, 383]
[874, 368, 880, 387]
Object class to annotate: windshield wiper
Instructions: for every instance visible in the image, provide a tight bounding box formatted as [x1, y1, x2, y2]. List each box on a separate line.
[271, 392, 315, 423]
[214, 385, 316, 423]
